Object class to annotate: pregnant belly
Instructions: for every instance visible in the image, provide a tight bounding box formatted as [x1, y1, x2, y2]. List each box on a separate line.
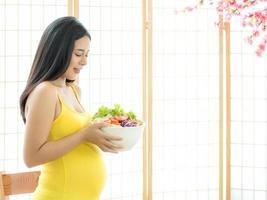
[37, 144, 107, 199]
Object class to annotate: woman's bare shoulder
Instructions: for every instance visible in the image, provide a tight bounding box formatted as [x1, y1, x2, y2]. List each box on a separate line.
[32, 82, 57, 97]
[27, 82, 58, 107]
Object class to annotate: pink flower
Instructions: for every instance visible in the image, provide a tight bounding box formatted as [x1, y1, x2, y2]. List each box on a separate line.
[259, 43, 266, 51]
[253, 30, 260, 37]
[185, 6, 195, 12]
[256, 49, 262, 57]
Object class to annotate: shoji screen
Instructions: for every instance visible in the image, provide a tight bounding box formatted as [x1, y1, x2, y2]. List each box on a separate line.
[79, 1, 143, 200]
[152, 1, 220, 199]
[0, 1, 67, 199]
[230, 20, 267, 199]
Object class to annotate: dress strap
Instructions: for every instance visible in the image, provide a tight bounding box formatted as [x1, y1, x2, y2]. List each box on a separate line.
[55, 90, 66, 108]
[69, 84, 81, 102]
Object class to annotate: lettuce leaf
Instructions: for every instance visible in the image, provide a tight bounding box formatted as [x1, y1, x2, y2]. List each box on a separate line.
[93, 104, 137, 120]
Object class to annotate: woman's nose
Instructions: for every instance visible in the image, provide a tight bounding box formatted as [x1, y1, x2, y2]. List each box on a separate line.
[80, 55, 87, 65]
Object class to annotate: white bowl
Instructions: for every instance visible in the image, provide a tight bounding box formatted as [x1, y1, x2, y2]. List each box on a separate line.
[101, 124, 145, 151]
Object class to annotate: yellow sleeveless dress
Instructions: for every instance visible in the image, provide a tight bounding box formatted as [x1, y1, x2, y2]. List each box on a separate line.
[32, 87, 107, 200]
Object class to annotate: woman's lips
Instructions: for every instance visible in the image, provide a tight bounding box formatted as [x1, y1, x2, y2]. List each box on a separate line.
[73, 68, 81, 74]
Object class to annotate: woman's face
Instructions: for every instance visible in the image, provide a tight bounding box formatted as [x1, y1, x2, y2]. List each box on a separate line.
[65, 35, 90, 80]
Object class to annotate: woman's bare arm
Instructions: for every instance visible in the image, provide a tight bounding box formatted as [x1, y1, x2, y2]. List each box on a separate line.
[23, 82, 88, 167]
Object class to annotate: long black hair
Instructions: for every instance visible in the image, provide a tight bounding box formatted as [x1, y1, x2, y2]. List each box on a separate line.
[20, 16, 91, 123]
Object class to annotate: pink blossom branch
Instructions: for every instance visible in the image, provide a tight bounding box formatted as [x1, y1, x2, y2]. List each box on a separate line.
[175, 0, 267, 56]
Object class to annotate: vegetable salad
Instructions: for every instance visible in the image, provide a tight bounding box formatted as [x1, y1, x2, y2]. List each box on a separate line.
[93, 104, 143, 127]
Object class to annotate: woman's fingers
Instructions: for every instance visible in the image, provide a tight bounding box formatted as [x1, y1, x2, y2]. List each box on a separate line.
[93, 122, 122, 141]
[107, 141, 124, 150]
[102, 132, 124, 152]
[100, 144, 120, 153]
[97, 129, 122, 141]
[100, 145, 116, 153]
[86, 123, 124, 153]
[102, 139, 123, 152]
[104, 133, 122, 141]
[93, 122, 111, 129]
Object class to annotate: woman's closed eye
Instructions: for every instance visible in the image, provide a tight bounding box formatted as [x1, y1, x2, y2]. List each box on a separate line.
[75, 53, 82, 57]
[75, 53, 88, 57]
[74, 48, 89, 57]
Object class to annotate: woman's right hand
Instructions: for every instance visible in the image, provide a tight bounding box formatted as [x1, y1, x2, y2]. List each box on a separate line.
[82, 122, 123, 153]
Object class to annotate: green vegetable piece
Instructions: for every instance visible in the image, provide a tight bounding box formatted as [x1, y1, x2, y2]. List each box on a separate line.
[93, 105, 111, 119]
[111, 103, 126, 116]
[126, 111, 136, 120]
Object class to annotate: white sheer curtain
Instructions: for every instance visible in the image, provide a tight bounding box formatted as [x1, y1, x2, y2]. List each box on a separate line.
[152, 1, 220, 199]
[230, 18, 267, 200]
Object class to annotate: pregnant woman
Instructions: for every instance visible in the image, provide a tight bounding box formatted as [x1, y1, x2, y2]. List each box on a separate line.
[19, 16, 122, 200]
